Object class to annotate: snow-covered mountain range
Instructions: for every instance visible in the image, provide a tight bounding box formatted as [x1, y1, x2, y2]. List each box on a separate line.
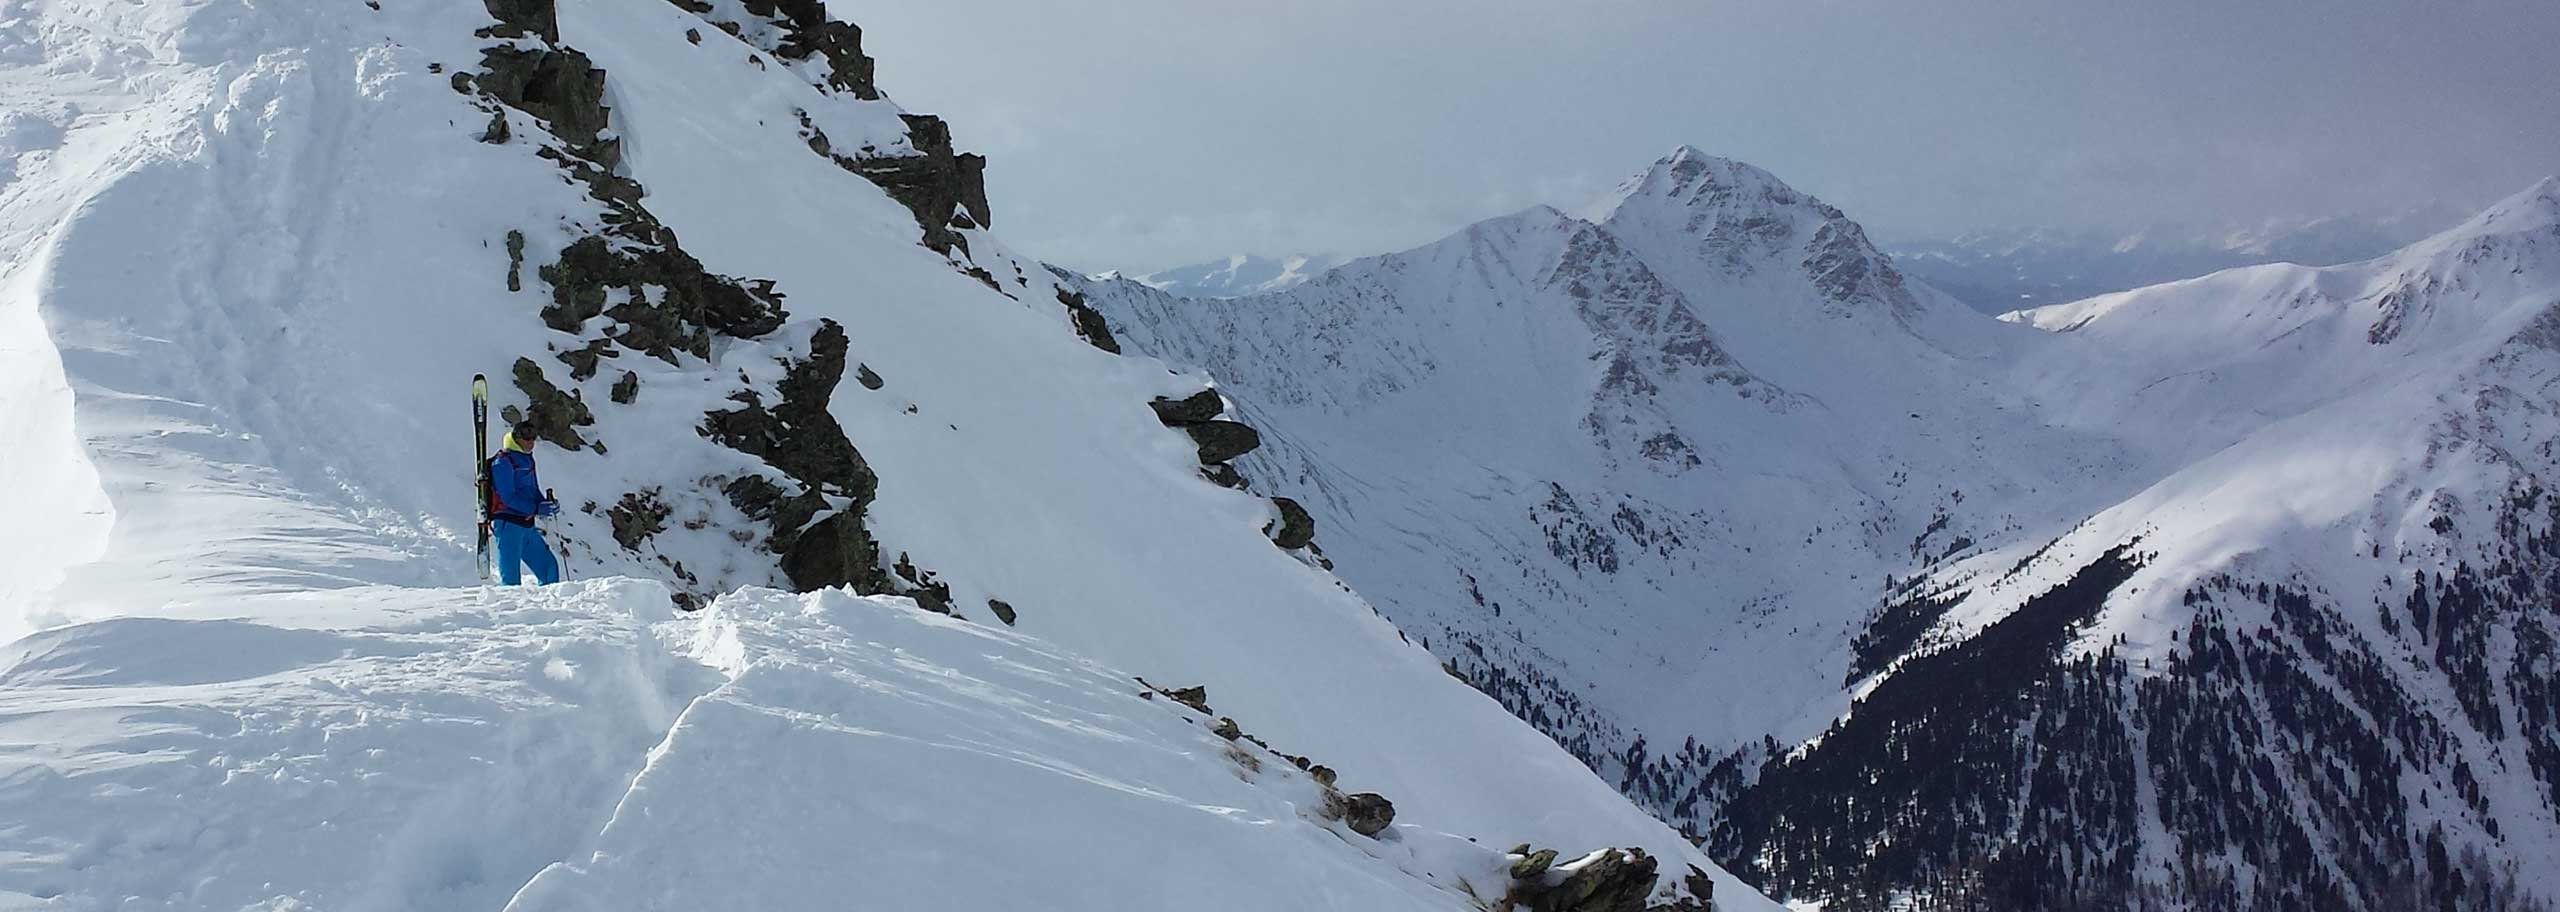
[0, 1, 1763, 909]
[1127, 253, 1348, 299]
[1884, 206, 2465, 313]
[1070, 150, 2560, 909]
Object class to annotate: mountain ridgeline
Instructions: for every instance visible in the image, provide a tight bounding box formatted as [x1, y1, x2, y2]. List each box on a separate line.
[0, 0, 1788, 907]
[1071, 154, 2560, 909]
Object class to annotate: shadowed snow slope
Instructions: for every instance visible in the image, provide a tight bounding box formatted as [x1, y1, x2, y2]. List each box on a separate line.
[0, 0, 1766, 908]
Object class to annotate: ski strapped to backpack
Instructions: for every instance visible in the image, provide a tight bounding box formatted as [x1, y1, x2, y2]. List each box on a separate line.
[474, 374, 491, 580]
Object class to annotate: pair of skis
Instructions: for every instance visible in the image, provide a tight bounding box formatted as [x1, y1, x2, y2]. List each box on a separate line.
[474, 374, 492, 580]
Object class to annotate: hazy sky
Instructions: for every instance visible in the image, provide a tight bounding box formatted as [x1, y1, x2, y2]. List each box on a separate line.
[846, 0, 2560, 273]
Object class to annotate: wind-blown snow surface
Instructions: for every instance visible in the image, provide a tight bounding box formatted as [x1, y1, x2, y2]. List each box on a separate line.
[0, 0, 1766, 907]
[0, 581, 1530, 910]
[1076, 152, 2560, 908]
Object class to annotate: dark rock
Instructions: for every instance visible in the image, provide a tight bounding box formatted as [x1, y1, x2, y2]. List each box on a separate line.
[856, 363, 883, 390]
[510, 357, 593, 450]
[955, 153, 991, 229]
[1334, 792, 1395, 838]
[480, 108, 511, 145]
[1203, 463, 1248, 490]
[726, 0, 879, 98]
[558, 337, 618, 381]
[1212, 717, 1241, 740]
[610, 370, 639, 404]
[909, 586, 951, 614]
[1186, 421, 1261, 464]
[479, 0, 559, 42]
[986, 598, 1017, 626]
[1267, 496, 1315, 550]
[1149, 389, 1223, 425]
[685, 27, 702, 44]
[539, 235, 786, 361]
[1525, 845, 1669, 912]
[608, 489, 672, 550]
[1309, 765, 1335, 787]
[1509, 848, 1658, 912]
[1511, 848, 1560, 880]
[721, 474, 790, 521]
[469, 45, 611, 157]
[1670, 866, 1714, 912]
[504, 230, 525, 291]
[701, 322, 873, 500]
[779, 510, 882, 593]
[809, 112, 989, 255]
[890, 552, 953, 613]
[1134, 680, 1214, 714]
[701, 323, 889, 594]
[1055, 288, 1119, 354]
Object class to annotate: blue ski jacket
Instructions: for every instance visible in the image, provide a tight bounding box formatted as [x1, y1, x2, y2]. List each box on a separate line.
[489, 450, 544, 524]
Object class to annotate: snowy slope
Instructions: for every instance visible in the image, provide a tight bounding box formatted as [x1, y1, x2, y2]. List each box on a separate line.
[0, 581, 1597, 910]
[1075, 147, 2130, 772]
[1715, 180, 2560, 908]
[0, 0, 1765, 908]
[1077, 152, 2560, 909]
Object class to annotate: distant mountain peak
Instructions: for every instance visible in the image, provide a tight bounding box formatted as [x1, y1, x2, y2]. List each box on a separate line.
[1574, 146, 1796, 225]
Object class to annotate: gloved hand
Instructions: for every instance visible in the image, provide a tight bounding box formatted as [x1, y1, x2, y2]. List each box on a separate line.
[536, 497, 562, 518]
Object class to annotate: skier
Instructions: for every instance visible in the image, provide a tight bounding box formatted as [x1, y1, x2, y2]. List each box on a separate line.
[487, 420, 563, 586]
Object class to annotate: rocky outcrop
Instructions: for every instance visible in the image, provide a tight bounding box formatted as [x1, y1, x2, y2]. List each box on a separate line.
[1500, 847, 1699, 912]
[665, 0, 879, 99]
[700, 321, 892, 593]
[538, 236, 788, 362]
[1148, 389, 1223, 425]
[1136, 678, 1383, 838]
[509, 357, 594, 450]
[658, 0, 991, 256]
[891, 552, 954, 614]
[609, 489, 673, 550]
[1057, 288, 1120, 354]
[1185, 420, 1262, 465]
[780, 511, 886, 595]
[796, 109, 991, 256]
[1327, 792, 1395, 837]
[1267, 496, 1315, 550]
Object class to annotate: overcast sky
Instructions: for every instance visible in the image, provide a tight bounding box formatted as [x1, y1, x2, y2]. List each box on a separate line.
[846, 0, 2560, 274]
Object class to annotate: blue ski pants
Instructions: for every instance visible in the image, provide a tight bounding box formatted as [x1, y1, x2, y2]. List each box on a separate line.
[494, 521, 560, 586]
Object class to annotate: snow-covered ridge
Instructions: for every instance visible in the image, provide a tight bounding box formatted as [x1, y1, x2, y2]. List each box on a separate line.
[0, 0, 1772, 907]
